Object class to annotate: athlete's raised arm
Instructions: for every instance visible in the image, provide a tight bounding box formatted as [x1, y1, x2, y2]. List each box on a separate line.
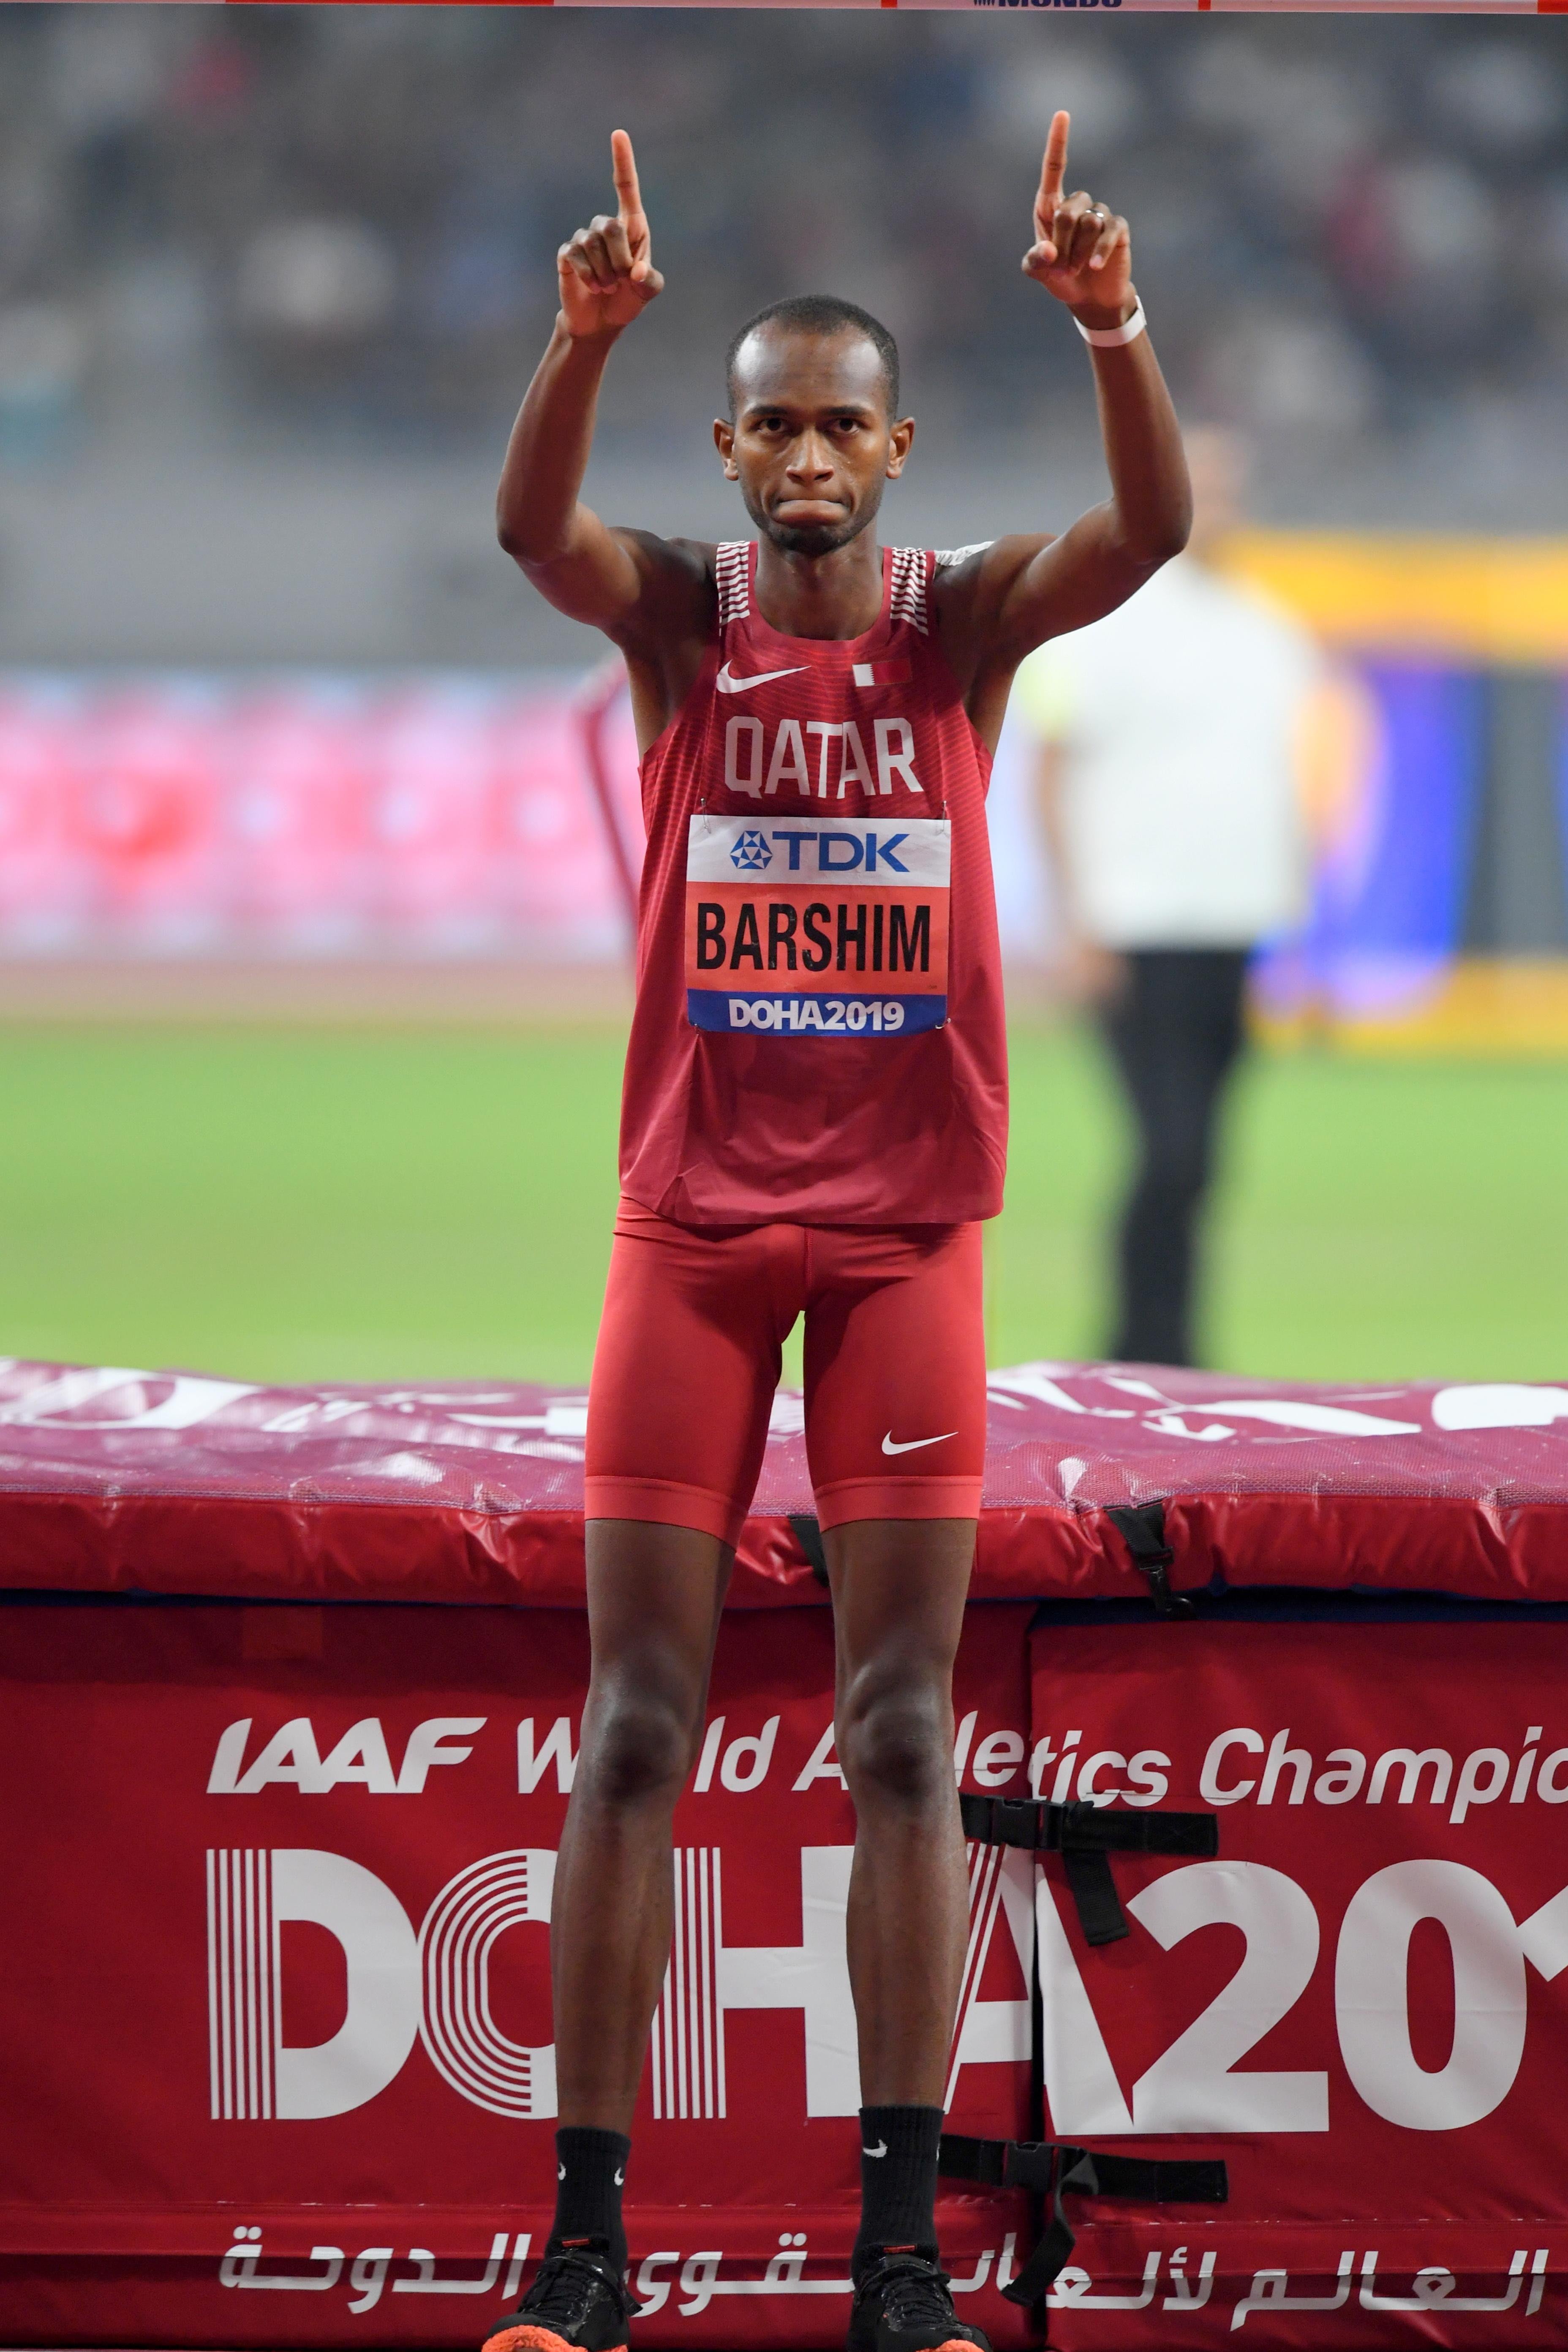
[937, 112, 1190, 698]
[496, 132, 705, 647]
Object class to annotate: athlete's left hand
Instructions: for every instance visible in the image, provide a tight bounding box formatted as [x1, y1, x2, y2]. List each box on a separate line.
[1022, 110, 1133, 322]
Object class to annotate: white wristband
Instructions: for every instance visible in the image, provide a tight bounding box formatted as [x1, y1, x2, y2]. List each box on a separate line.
[1075, 299, 1146, 350]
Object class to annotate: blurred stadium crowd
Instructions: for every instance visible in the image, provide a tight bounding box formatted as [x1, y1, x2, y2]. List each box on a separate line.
[0, 7, 1565, 512]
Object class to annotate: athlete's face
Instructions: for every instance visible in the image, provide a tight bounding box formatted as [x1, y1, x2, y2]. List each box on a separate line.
[714, 329, 914, 557]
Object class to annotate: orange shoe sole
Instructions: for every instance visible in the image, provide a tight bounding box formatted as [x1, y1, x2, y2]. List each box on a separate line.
[482, 2327, 626, 2352]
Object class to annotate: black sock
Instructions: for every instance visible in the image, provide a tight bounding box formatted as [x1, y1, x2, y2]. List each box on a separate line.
[548, 2126, 631, 2275]
[853, 2104, 944, 2279]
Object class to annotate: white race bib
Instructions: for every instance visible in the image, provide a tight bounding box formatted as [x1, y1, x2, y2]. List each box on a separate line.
[685, 814, 950, 1037]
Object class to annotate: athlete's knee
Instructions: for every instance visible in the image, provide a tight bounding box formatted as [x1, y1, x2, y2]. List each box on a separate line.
[577, 1683, 701, 1810]
[838, 1674, 953, 1813]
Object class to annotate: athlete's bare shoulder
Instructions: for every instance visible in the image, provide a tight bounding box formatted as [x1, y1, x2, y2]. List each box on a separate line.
[930, 534, 1056, 681]
[606, 535, 727, 752]
[931, 536, 1053, 626]
[610, 530, 717, 588]
[600, 531, 718, 653]
[597, 531, 719, 668]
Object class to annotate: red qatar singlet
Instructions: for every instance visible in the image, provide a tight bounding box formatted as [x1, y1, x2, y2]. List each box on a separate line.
[619, 541, 1008, 1227]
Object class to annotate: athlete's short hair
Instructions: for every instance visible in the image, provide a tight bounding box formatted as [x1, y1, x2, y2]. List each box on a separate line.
[725, 296, 901, 422]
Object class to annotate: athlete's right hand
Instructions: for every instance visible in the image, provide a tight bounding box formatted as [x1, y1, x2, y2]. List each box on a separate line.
[558, 129, 664, 338]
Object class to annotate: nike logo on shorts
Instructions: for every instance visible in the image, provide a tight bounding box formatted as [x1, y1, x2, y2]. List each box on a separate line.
[716, 660, 806, 694]
[863, 2140, 889, 2159]
[882, 1431, 958, 1455]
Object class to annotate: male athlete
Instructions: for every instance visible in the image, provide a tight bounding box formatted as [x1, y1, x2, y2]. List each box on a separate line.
[486, 118, 1189, 2352]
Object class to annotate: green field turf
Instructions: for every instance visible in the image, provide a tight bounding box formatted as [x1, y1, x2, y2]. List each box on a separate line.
[2, 1021, 1565, 1388]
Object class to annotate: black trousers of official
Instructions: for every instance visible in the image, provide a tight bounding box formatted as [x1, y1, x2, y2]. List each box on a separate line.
[1097, 947, 1250, 1369]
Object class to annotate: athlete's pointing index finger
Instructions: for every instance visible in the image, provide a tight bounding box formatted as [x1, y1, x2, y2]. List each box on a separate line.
[1037, 110, 1070, 222]
[610, 128, 650, 278]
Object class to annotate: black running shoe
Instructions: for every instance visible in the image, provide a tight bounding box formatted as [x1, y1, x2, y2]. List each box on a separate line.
[847, 2251, 994, 2352]
[481, 2240, 635, 2352]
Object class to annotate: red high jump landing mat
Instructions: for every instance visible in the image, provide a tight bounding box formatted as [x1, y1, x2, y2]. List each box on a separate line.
[3, 1357, 1568, 2348]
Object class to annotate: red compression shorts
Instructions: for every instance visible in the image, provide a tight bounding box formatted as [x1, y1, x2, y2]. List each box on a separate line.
[584, 1200, 987, 1546]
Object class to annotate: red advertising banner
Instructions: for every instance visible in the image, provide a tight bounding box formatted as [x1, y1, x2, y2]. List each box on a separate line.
[207, 5, 1555, 18]
[0, 1598, 1035, 2350]
[0, 677, 642, 963]
[1031, 1614, 1568, 2347]
[7, 1359, 1568, 2347]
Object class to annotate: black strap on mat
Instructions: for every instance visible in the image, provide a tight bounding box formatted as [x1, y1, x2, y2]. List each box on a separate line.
[939, 2133, 1228, 2306]
[788, 1513, 830, 1587]
[1106, 1498, 1194, 1617]
[960, 1792, 1219, 1945]
[1061, 1845, 1125, 1947]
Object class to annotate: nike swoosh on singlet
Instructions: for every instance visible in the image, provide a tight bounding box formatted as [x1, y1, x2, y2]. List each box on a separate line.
[882, 1431, 958, 1455]
[715, 660, 807, 693]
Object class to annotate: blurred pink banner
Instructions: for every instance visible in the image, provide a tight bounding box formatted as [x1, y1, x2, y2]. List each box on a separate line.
[0, 672, 643, 961]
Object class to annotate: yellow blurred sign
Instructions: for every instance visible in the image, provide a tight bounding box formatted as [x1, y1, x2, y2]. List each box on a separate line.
[1255, 959, 1568, 1057]
[1227, 534, 1568, 667]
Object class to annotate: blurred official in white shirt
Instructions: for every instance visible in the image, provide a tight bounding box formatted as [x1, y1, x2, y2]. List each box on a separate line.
[1014, 432, 1318, 1367]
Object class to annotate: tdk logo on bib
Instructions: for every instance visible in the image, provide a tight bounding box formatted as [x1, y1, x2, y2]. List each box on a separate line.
[685, 814, 950, 1039]
[729, 829, 773, 873]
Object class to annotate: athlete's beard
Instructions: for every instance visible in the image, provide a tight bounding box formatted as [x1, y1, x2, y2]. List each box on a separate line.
[744, 484, 880, 560]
